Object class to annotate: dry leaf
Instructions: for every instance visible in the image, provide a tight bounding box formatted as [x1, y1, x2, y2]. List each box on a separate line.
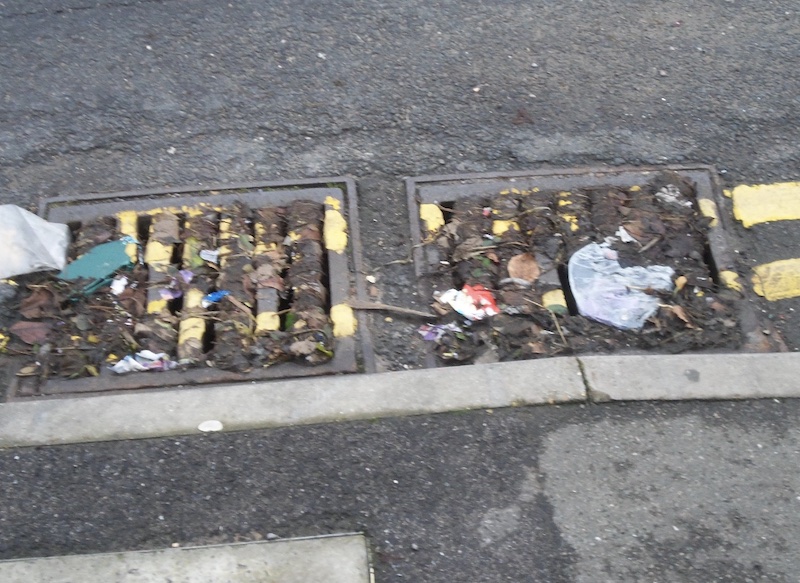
[674, 275, 688, 293]
[9, 321, 51, 345]
[16, 365, 40, 377]
[507, 253, 541, 283]
[662, 304, 697, 329]
[19, 288, 57, 319]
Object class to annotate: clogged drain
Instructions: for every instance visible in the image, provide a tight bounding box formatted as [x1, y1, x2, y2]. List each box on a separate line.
[2, 180, 363, 399]
[417, 171, 743, 364]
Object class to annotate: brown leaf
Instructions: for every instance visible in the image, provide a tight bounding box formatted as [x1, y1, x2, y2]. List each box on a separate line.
[16, 365, 40, 377]
[507, 253, 541, 283]
[662, 304, 697, 329]
[622, 220, 646, 241]
[9, 321, 52, 345]
[19, 288, 57, 319]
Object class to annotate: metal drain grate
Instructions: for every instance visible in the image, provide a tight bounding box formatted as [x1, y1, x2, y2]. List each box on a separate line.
[6, 178, 372, 399]
[407, 166, 781, 367]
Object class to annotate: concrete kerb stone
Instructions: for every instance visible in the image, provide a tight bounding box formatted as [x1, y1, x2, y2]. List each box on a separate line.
[0, 534, 370, 583]
[0, 357, 585, 448]
[580, 352, 800, 402]
[3, 353, 799, 448]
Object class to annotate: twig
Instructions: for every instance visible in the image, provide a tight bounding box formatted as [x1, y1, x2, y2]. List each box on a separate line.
[523, 298, 568, 348]
[638, 236, 662, 254]
[223, 295, 258, 325]
[550, 311, 568, 348]
[346, 299, 435, 318]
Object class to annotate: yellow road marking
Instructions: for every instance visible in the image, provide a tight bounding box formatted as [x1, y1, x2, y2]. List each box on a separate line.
[732, 182, 800, 228]
[256, 311, 281, 334]
[719, 270, 743, 293]
[331, 304, 357, 337]
[697, 199, 719, 227]
[324, 206, 348, 253]
[419, 203, 445, 233]
[542, 289, 567, 314]
[752, 258, 800, 301]
[492, 220, 518, 236]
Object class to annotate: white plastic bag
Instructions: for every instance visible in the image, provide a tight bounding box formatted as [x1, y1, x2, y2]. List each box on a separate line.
[0, 205, 70, 279]
[568, 242, 674, 330]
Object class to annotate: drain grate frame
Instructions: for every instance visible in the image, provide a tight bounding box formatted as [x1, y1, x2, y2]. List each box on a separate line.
[406, 165, 780, 367]
[7, 177, 374, 400]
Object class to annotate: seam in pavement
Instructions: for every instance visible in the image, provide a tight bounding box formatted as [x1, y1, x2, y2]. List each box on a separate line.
[1, 353, 799, 448]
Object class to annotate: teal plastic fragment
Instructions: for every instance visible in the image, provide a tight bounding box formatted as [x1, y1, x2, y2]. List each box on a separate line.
[58, 239, 134, 294]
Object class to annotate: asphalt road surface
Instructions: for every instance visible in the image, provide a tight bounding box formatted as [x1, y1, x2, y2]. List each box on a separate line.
[1, 1, 799, 581]
[3, 400, 800, 582]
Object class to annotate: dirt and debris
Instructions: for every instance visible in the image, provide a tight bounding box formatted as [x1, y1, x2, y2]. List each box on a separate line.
[420, 171, 743, 364]
[0, 199, 339, 396]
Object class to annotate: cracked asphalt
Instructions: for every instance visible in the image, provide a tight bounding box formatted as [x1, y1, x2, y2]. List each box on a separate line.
[1, 0, 800, 580]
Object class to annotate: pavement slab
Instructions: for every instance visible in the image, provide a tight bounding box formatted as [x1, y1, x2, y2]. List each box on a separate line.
[0, 535, 370, 583]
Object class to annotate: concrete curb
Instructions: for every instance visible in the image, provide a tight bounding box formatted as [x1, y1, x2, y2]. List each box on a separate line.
[580, 352, 800, 401]
[0, 534, 370, 583]
[2, 353, 799, 448]
[0, 357, 584, 448]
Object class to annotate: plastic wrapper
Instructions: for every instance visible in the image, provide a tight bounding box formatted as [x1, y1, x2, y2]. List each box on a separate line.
[568, 242, 674, 330]
[0, 205, 70, 279]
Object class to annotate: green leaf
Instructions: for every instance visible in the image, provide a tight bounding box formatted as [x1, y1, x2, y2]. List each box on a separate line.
[238, 234, 255, 252]
[315, 343, 334, 357]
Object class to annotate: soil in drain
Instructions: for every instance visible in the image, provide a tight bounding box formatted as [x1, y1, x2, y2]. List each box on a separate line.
[421, 171, 742, 364]
[1, 200, 336, 392]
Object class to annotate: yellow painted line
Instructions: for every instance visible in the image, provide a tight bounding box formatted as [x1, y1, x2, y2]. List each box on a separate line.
[419, 203, 445, 233]
[147, 298, 168, 315]
[557, 192, 580, 232]
[116, 210, 139, 263]
[178, 317, 205, 346]
[256, 311, 281, 334]
[492, 220, 518, 236]
[144, 240, 172, 265]
[331, 304, 357, 337]
[697, 199, 719, 227]
[324, 202, 348, 254]
[752, 259, 800, 301]
[324, 195, 342, 211]
[719, 270, 743, 293]
[732, 182, 800, 228]
[142, 203, 220, 216]
[542, 289, 567, 314]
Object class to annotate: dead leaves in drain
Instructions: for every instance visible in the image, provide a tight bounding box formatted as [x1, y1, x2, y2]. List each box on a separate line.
[9, 320, 52, 345]
[660, 304, 697, 329]
[19, 287, 58, 319]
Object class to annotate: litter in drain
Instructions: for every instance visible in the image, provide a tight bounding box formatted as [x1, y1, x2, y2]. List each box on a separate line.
[2, 179, 371, 400]
[407, 166, 783, 366]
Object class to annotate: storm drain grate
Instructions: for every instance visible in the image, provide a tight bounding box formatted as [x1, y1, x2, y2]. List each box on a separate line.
[407, 166, 781, 367]
[5, 178, 372, 400]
